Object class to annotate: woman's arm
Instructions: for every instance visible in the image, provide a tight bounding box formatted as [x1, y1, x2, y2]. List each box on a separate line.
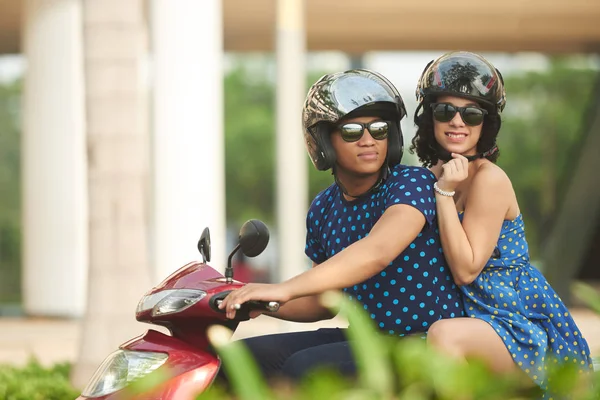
[436, 163, 513, 285]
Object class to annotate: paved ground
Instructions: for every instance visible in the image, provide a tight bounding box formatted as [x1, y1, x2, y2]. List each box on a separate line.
[0, 308, 599, 368]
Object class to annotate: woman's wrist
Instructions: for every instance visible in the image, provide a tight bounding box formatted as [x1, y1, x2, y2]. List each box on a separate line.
[434, 181, 455, 197]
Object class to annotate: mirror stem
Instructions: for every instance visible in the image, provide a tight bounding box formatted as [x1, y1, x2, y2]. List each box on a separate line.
[225, 244, 241, 284]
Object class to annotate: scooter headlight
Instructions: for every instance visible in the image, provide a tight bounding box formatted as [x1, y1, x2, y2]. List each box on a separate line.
[81, 349, 168, 397]
[136, 289, 207, 317]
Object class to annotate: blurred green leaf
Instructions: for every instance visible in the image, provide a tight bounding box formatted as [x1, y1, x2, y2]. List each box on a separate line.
[322, 291, 394, 398]
[295, 369, 352, 400]
[207, 325, 274, 400]
[572, 281, 600, 314]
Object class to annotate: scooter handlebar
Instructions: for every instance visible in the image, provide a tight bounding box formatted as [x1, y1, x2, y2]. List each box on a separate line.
[209, 291, 280, 321]
[215, 299, 280, 313]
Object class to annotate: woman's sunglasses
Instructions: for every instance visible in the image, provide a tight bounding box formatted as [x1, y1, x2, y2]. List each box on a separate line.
[337, 120, 390, 142]
[430, 103, 488, 126]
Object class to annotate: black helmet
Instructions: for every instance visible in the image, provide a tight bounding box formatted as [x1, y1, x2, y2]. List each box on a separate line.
[302, 69, 406, 171]
[416, 51, 506, 115]
[414, 52, 506, 163]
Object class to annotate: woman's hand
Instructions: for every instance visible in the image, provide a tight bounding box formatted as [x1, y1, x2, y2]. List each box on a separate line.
[218, 282, 292, 319]
[437, 153, 469, 192]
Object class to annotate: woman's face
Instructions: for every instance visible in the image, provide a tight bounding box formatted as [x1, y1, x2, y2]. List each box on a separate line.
[432, 95, 485, 157]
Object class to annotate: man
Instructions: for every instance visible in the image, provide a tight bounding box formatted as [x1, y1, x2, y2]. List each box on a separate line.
[220, 69, 464, 381]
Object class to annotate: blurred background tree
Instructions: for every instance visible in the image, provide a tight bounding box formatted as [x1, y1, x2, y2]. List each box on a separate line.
[498, 57, 597, 259]
[0, 79, 21, 305]
[223, 63, 333, 227]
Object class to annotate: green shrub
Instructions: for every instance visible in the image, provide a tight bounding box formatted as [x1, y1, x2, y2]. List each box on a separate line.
[1, 283, 598, 399]
[203, 287, 600, 400]
[0, 358, 79, 400]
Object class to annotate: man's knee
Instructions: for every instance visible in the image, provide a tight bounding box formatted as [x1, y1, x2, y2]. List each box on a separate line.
[280, 350, 315, 381]
[281, 342, 355, 381]
[243, 335, 277, 358]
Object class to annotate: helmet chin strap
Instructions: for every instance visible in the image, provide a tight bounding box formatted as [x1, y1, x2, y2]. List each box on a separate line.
[436, 144, 498, 163]
[333, 165, 389, 199]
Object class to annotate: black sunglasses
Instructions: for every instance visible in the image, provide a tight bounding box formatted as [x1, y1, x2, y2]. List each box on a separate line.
[431, 103, 488, 126]
[337, 120, 390, 142]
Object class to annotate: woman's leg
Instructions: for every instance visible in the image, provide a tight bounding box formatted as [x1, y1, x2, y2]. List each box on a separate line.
[427, 317, 518, 374]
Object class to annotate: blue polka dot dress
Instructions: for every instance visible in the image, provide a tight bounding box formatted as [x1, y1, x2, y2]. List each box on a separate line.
[458, 212, 593, 393]
[305, 165, 464, 337]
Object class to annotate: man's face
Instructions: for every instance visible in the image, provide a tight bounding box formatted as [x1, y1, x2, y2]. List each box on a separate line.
[330, 116, 388, 177]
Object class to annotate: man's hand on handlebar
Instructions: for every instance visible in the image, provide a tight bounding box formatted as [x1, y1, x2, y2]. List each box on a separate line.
[218, 283, 291, 320]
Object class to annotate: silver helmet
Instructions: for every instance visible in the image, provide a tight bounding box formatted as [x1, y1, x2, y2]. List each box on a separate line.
[302, 69, 406, 171]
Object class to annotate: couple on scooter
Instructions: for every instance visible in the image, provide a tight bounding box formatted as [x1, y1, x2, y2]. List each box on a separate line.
[218, 51, 594, 394]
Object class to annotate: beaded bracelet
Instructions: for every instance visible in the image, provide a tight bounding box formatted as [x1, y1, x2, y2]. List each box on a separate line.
[433, 182, 455, 197]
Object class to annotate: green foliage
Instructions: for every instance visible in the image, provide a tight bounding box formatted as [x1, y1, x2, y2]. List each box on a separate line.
[204, 288, 599, 400]
[573, 281, 600, 315]
[0, 358, 79, 400]
[498, 58, 598, 258]
[224, 61, 333, 226]
[1, 285, 597, 399]
[224, 67, 276, 226]
[322, 292, 394, 396]
[0, 79, 22, 304]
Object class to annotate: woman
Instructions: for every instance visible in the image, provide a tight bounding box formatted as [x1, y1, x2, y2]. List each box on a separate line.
[410, 51, 593, 393]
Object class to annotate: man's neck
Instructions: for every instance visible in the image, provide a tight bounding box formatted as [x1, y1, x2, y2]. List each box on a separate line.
[335, 167, 383, 201]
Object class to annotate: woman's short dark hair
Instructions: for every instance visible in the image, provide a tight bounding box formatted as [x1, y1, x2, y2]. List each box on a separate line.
[410, 98, 502, 168]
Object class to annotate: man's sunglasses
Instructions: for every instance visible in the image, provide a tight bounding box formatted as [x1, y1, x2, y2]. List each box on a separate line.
[337, 120, 390, 142]
[430, 103, 488, 126]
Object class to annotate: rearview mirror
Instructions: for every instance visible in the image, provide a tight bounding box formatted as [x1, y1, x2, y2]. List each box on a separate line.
[238, 219, 270, 258]
[197, 227, 211, 263]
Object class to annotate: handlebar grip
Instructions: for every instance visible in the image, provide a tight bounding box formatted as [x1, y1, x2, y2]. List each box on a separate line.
[247, 300, 280, 313]
[212, 295, 279, 313]
[264, 301, 280, 313]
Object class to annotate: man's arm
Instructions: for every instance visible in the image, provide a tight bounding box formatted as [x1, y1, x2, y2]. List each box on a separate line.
[220, 203, 426, 316]
[262, 294, 335, 322]
[255, 263, 335, 322]
[281, 204, 425, 298]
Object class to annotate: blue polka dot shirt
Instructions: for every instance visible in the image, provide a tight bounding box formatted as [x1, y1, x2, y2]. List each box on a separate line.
[305, 165, 464, 336]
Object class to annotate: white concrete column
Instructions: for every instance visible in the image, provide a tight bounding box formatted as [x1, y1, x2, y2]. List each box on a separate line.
[150, 0, 226, 279]
[276, 0, 308, 281]
[21, 0, 87, 317]
[72, 0, 154, 388]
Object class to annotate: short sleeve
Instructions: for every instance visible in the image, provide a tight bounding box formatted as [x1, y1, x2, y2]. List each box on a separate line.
[385, 166, 437, 227]
[305, 196, 327, 264]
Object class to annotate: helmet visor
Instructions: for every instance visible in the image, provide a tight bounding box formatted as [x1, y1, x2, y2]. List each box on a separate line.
[329, 74, 398, 115]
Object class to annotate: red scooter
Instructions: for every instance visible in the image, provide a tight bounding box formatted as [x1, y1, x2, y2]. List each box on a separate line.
[77, 220, 279, 399]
